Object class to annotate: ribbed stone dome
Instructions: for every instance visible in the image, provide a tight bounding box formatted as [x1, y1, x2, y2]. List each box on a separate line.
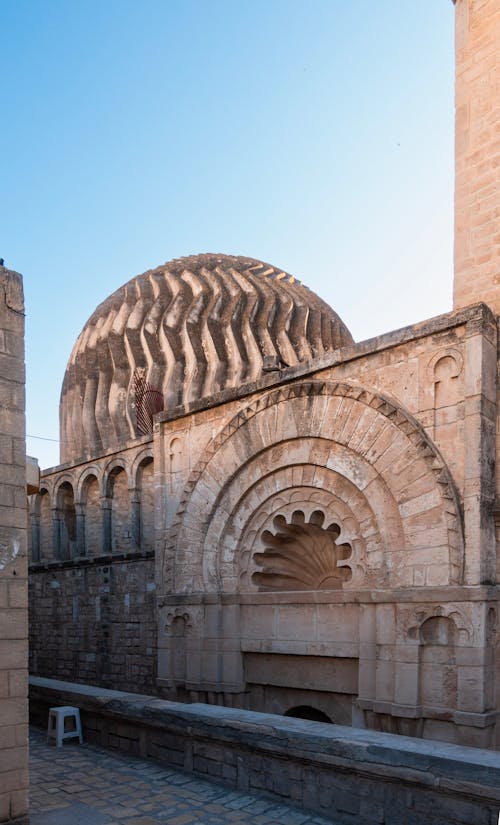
[60, 253, 353, 463]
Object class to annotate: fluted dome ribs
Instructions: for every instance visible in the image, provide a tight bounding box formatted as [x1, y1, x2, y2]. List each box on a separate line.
[60, 254, 353, 463]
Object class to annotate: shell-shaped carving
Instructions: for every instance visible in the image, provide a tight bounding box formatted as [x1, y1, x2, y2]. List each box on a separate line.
[60, 254, 353, 463]
[252, 511, 352, 591]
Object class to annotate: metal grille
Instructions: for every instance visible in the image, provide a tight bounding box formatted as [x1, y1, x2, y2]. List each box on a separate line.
[133, 369, 164, 435]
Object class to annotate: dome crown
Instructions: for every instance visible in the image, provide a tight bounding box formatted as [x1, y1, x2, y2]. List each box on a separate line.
[60, 253, 353, 463]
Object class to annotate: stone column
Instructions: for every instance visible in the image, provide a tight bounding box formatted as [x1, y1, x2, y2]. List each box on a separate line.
[75, 503, 86, 557]
[101, 497, 112, 554]
[30, 512, 40, 562]
[462, 307, 497, 585]
[130, 488, 141, 550]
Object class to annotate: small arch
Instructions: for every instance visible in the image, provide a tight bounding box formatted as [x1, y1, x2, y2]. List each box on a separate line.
[76, 465, 103, 501]
[104, 460, 130, 498]
[419, 615, 458, 646]
[131, 448, 154, 484]
[57, 481, 76, 559]
[284, 706, 332, 723]
[53, 473, 78, 499]
[81, 473, 101, 557]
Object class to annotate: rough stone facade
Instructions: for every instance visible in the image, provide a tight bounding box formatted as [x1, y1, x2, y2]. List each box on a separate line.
[0, 266, 28, 825]
[28, 0, 500, 754]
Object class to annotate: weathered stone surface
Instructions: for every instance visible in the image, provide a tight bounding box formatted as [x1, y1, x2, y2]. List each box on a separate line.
[0, 265, 28, 825]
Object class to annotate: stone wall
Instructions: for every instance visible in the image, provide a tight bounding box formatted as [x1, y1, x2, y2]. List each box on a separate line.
[29, 552, 157, 694]
[154, 304, 499, 749]
[454, 0, 500, 313]
[29, 440, 158, 693]
[0, 266, 28, 825]
[29, 677, 500, 825]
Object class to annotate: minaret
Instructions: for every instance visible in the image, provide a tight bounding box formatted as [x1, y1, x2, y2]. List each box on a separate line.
[453, 0, 500, 313]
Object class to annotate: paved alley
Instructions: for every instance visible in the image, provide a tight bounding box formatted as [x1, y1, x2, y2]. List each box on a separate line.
[29, 728, 336, 825]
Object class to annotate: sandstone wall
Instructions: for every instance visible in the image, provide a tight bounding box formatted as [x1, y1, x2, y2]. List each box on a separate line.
[0, 267, 28, 825]
[454, 0, 500, 312]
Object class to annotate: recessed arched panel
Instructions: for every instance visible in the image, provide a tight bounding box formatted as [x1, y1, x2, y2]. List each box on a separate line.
[138, 457, 154, 551]
[57, 481, 76, 560]
[82, 474, 101, 557]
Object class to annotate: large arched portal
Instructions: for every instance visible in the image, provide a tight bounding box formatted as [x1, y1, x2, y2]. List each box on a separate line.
[158, 380, 463, 720]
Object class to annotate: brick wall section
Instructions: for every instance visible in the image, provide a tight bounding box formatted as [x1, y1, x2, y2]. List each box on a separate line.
[453, 0, 500, 312]
[29, 553, 157, 694]
[0, 267, 28, 825]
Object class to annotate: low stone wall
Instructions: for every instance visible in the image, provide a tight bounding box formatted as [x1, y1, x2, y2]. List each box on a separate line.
[30, 677, 500, 825]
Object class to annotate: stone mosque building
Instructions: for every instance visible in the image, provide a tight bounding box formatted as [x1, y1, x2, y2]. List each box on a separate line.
[28, 0, 500, 754]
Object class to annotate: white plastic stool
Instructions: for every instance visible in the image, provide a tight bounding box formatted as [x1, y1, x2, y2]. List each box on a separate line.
[47, 706, 83, 748]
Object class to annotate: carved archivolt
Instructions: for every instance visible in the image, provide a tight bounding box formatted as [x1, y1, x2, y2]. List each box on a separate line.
[163, 380, 464, 594]
[234, 469, 375, 592]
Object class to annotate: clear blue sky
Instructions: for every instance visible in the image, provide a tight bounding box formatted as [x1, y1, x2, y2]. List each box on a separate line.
[1, 0, 455, 469]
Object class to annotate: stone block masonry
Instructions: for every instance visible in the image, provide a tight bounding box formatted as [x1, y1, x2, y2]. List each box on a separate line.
[454, 0, 500, 313]
[30, 677, 500, 825]
[0, 266, 28, 825]
[29, 551, 157, 694]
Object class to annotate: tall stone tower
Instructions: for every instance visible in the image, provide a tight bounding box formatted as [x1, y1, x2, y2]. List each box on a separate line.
[0, 265, 28, 825]
[453, 0, 500, 312]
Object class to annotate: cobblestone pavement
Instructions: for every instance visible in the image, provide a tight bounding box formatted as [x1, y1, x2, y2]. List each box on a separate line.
[29, 728, 336, 825]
